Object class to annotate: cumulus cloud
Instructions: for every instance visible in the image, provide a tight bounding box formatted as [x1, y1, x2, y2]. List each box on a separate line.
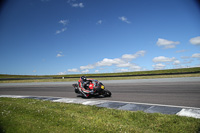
[57, 71, 67, 75]
[180, 53, 200, 61]
[181, 56, 190, 59]
[56, 20, 69, 34]
[82, 69, 89, 73]
[95, 51, 145, 67]
[96, 58, 125, 67]
[156, 38, 180, 49]
[71, 3, 84, 8]
[67, 50, 146, 73]
[122, 50, 146, 60]
[80, 64, 95, 70]
[56, 27, 67, 34]
[182, 59, 193, 64]
[56, 52, 64, 57]
[67, 68, 79, 73]
[192, 53, 200, 59]
[95, 70, 99, 73]
[96, 20, 102, 25]
[59, 20, 69, 26]
[129, 65, 142, 71]
[56, 53, 63, 57]
[152, 54, 198, 69]
[173, 60, 181, 65]
[119, 16, 131, 24]
[176, 49, 187, 53]
[190, 36, 200, 45]
[152, 63, 166, 70]
[153, 56, 176, 63]
[67, 0, 84, 8]
[116, 62, 132, 67]
[115, 69, 130, 73]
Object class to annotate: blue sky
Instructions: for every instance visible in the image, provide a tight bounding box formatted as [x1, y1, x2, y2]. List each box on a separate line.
[0, 0, 200, 75]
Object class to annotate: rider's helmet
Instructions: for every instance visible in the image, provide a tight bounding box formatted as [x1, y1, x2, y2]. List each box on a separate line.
[81, 76, 87, 82]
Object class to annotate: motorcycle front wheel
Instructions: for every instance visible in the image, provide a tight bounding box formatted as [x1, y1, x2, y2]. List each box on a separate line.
[103, 89, 112, 97]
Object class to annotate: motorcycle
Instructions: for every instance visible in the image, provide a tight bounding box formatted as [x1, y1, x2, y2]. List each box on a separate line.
[72, 79, 112, 98]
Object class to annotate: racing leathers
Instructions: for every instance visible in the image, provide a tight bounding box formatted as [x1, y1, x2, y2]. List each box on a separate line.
[78, 78, 94, 97]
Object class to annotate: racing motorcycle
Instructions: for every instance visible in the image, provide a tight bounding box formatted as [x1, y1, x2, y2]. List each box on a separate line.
[72, 80, 112, 98]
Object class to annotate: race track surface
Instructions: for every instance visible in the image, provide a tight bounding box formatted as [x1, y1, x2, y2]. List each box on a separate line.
[0, 77, 200, 108]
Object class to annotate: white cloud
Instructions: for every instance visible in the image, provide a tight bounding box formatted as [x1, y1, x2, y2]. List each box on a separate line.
[57, 71, 67, 75]
[80, 64, 95, 70]
[96, 58, 125, 67]
[71, 3, 84, 8]
[56, 54, 63, 57]
[67, 68, 79, 73]
[82, 51, 146, 69]
[56, 52, 64, 57]
[82, 69, 89, 73]
[194, 64, 200, 67]
[122, 50, 146, 60]
[67, 0, 84, 8]
[173, 60, 181, 65]
[119, 16, 131, 24]
[59, 20, 69, 26]
[116, 62, 132, 67]
[181, 56, 190, 59]
[152, 63, 166, 70]
[67, 50, 146, 73]
[153, 56, 176, 63]
[55, 19, 69, 34]
[190, 36, 200, 45]
[95, 70, 99, 73]
[115, 69, 130, 73]
[182, 59, 193, 64]
[176, 50, 187, 53]
[192, 53, 200, 59]
[152, 54, 198, 69]
[115, 64, 142, 72]
[156, 38, 180, 49]
[96, 20, 102, 25]
[129, 65, 142, 71]
[56, 27, 67, 34]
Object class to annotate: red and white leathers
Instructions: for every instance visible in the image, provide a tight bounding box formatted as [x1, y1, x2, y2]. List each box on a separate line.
[88, 80, 99, 90]
[78, 78, 91, 94]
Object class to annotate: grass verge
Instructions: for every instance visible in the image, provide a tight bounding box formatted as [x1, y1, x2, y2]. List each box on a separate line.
[0, 98, 200, 133]
[0, 67, 200, 83]
[0, 73, 200, 83]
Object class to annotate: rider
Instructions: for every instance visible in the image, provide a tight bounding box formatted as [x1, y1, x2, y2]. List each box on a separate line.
[78, 76, 94, 97]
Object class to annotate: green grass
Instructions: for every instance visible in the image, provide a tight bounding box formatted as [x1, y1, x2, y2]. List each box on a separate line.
[0, 98, 200, 133]
[1, 67, 200, 78]
[0, 67, 200, 83]
[0, 73, 200, 83]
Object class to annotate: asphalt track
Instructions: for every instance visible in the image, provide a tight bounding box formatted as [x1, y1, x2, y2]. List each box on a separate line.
[0, 77, 200, 108]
